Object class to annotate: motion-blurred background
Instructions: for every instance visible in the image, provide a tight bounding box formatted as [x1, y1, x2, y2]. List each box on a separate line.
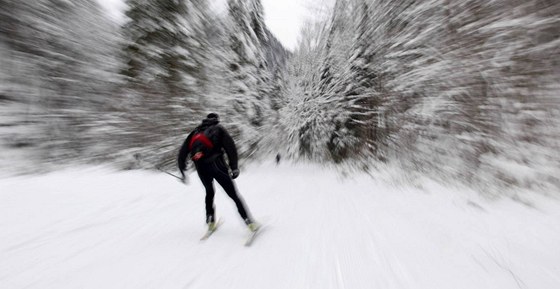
[1, 0, 559, 193]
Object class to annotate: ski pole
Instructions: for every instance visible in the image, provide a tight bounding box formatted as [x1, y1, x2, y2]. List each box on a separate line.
[156, 167, 183, 180]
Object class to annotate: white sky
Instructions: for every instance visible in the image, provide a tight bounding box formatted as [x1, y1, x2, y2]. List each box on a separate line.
[96, 0, 329, 51]
[96, 0, 127, 22]
[213, 0, 308, 51]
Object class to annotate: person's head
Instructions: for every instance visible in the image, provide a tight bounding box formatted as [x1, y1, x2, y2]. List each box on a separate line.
[206, 113, 219, 121]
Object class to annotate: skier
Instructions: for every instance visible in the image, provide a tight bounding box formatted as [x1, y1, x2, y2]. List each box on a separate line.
[177, 113, 259, 233]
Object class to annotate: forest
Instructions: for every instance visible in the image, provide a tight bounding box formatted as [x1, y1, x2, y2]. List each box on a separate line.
[1, 0, 559, 193]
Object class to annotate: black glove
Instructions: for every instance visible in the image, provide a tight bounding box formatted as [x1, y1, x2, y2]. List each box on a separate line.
[231, 168, 240, 179]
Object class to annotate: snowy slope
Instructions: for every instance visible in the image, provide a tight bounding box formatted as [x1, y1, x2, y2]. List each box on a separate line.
[1, 163, 559, 289]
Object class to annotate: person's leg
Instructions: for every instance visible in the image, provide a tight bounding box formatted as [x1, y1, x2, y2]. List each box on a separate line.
[211, 160, 252, 223]
[196, 165, 216, 223]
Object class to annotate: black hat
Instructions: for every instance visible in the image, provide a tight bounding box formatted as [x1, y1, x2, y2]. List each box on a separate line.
[207, 113, 219, 120]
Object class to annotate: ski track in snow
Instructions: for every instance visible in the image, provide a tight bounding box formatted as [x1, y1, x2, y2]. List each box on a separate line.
[1, 163, 559, 289]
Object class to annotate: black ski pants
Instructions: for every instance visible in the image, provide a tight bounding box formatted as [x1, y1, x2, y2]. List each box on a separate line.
[195, 158, 250, 223]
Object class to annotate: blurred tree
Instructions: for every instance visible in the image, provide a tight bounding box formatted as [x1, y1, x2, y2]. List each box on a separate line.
[119, 0, 208, 166]
[219, 0, 276, 156]
[0, 0, 120, 167]
[283, 0, 560, 190]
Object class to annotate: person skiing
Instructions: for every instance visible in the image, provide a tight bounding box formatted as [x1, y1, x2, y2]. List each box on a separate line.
[177, 113, 258, 233]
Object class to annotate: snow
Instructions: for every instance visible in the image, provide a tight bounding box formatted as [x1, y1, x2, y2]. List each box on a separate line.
[1, 163, 559, 289]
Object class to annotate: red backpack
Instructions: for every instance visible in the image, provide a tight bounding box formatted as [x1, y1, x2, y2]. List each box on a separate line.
[188, 127, 214, 161]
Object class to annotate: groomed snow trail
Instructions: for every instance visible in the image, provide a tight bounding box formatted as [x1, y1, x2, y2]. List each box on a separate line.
[1, 163, 559, 289]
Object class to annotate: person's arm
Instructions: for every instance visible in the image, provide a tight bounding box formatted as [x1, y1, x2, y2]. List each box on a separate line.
[177, 132, 194, 176]
[220, 126, 238, 171]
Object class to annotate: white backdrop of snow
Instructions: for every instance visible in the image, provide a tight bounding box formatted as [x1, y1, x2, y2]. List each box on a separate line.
[1, 162, 559, 289]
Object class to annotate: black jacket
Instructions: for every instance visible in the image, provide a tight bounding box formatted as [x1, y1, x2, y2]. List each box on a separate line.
[177, 118, 238, 173]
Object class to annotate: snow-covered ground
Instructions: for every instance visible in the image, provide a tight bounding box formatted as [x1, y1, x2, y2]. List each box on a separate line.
[1, 162, 559, 289]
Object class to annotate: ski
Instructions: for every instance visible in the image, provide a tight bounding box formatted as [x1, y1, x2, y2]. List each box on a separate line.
[200, 218, 223, 241]
[244, 225, 265, 247]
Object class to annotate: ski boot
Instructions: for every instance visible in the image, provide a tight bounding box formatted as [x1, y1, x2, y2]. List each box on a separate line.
[245, 218, 260, 232]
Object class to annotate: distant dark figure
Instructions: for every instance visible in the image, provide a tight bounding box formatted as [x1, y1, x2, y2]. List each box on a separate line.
[177, 113, 258, 232]
[276, 153, 281, 165]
